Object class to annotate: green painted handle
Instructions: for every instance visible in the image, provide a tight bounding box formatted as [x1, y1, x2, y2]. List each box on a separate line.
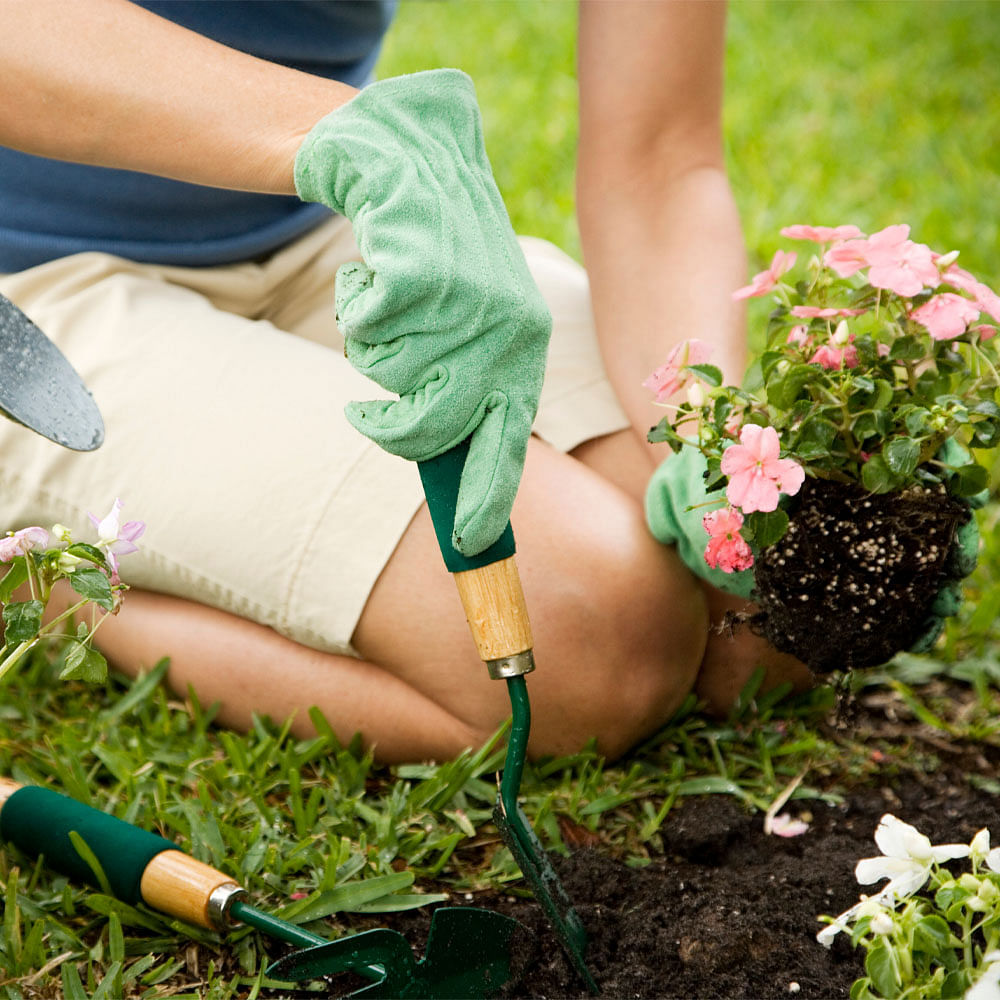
[0, 785, 175, 904]
[417, 437, 516, 573]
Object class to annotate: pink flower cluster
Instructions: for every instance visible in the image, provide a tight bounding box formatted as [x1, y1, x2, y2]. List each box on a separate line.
[739, 223, 1000, 344]
[703, 425, 806, 574]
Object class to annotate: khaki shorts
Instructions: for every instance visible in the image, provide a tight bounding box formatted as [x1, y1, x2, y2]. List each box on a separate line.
[0, 217, 627, 656]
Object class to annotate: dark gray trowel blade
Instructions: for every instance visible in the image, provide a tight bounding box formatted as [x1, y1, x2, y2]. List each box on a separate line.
[0, 293, 104, 451]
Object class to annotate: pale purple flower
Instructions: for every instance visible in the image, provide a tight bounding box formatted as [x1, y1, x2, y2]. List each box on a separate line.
[88, 498, 145, 578]
[0, 526, 50, 562]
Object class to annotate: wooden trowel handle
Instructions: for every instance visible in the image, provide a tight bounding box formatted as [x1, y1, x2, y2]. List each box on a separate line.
[418, 440, 535, 679]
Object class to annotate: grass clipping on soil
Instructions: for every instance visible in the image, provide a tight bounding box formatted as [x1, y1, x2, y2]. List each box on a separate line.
[746, 480, 971, 674]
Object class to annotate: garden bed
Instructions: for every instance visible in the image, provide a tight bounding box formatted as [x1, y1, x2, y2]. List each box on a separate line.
[333, 682, 1000, 1000]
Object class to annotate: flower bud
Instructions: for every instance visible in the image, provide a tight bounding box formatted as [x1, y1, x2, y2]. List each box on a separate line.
[57, 551, 82, 574]
[832, 320, 851, 346]
[971, 828, 991, 862]
[936, 250, 960, 269]
[869, 912, 894, 936]
[687, 382, 707, 408]
[960, 873, 982, 893]
[51, 523, 73, 543]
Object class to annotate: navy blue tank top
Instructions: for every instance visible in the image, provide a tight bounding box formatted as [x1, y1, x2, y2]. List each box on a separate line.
[0, 1, 396, 271]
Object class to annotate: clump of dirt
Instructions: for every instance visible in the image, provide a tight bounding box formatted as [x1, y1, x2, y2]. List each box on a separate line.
[750, 479, 970, 673]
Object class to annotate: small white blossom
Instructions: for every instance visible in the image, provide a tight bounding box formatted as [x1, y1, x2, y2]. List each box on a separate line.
[870, 911, 894, 936]
[855, 814, 969, 903]
[966, 953, 1000, 1000]
[971, 829, 992, 864]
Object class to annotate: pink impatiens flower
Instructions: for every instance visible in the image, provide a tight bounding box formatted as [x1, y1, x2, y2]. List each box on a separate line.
[943, 265, 1000, 324]
[910, 293, 981, 341]
[863, 224, 940, 298]
[732, 250, 797, 300]
[0, 526, 50, 563]
[809, 337, 859, 370]
[780, 224, 864, 243]
[721, 424, 805, 513]
[643, 339, 713, 402]
[790, 305, 866, 319]
[702, 507, 754, 573]
[824, 238, 870, 278]
[88, 498, 146, 580]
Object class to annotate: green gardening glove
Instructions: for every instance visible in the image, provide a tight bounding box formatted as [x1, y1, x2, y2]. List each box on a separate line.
[294, 69, 552, 557]
[644, 447, 755, 600]
[909, 440, 987, 653]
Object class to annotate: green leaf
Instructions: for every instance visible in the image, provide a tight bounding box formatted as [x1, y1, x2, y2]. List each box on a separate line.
[885, 436, 921, 476]
[912, 914, 952, 955]
[687, 363, 723, 387]
[743, 509, 789, 549]
[903, 407, 933, 436]
[2, 600, 44, 643]
[953, 462, 989, 497]
[890, 335, 926, 361]
[861, 454, 902, 493]
[281, 873, 416, 922]
[65, 542, 108, 569]
[59, 643, 109, 683]
[972, 419, 1000, 448]
[865, 940, 901, 998]
[767, 363, 819, 410]
[0, 558, 28, 604]
[69, 567, 114, 611]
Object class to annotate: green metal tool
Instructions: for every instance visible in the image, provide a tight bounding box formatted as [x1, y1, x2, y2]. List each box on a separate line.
[0, 779, 524, 997]
[417, 439, 599, 994]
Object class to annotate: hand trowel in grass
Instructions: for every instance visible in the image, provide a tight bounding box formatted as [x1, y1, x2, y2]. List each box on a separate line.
[0, 777, 527, 997]
[0, 292, 104, 451]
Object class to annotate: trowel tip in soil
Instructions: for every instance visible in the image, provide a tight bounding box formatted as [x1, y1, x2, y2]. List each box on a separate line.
[265, 908, 528, 998]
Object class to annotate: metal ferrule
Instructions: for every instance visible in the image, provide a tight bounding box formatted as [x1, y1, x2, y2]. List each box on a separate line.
[207, 883, 249, 930]
[486, 650, 535, 680]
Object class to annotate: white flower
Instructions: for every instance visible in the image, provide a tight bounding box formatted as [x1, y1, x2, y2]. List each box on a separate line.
[855, 814, 970, 903]
[985, 848, 1000, 874]
[966, 952, 1000, 1000]
[971, 829, 992, 864]
[870, 911, 894, 936]
[817, 895, 885, 948]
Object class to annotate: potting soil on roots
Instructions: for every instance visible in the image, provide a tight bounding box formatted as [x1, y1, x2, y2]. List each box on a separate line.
[750, 479, 970, 674]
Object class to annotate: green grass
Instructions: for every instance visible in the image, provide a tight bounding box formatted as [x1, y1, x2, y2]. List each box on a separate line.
[2, 1, 1000, 995]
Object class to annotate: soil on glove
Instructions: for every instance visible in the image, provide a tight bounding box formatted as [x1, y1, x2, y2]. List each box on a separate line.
[749, 480, 970, 674]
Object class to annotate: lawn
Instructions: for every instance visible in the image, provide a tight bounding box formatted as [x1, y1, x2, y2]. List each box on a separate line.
[1, 2, 999, 998]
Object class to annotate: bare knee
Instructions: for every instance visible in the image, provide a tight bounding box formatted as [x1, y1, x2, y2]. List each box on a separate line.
[510, 489, 709, 761]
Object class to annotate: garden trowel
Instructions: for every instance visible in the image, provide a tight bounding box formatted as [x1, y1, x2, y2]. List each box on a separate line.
[0, 292, 104, 451]
[0, 777, 526, 997]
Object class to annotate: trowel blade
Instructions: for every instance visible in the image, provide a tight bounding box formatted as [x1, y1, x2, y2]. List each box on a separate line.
[0, 293, 104, 451]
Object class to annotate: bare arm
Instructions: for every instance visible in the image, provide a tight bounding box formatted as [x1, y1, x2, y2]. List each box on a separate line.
[577, 0, 746, 462]
[0, 0, 357, 193]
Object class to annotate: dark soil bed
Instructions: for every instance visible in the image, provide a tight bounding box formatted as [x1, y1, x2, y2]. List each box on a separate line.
[322, 687, 1000, 1000]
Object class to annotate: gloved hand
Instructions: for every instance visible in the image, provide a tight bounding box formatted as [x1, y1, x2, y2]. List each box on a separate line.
[644, 446, 755, 600]
[909, 440, 987, 652]
[294, 69, 552, 557]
